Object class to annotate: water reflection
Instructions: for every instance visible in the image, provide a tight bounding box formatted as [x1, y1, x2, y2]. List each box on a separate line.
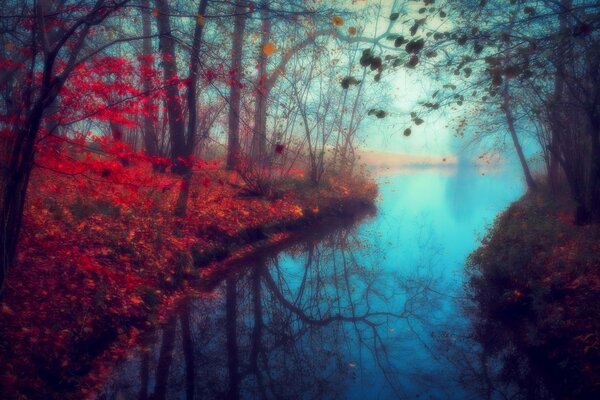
[426, 296, 556, 400]
[445, 163, 481, 223]
[98, 168, 528, 399]
[99, 223, 448, 399]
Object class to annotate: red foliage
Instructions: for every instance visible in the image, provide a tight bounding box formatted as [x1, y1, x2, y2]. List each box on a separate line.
[0, 133, 377, 397]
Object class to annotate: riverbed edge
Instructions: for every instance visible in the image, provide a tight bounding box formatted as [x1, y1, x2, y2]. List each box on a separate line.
[62, 182, 378, 399]
[80, 190, 378, 399]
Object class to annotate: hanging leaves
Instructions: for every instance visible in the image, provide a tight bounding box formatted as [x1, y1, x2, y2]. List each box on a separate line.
[263, 42, 276, 56]
[368, 109, 387, 118]
[348, 27, 357, 36]
[341, 76, 361, 89]
[406, 55, 419, 68]
[370, 56, 382, 70]
[405, 39, 425, 54]
[332, 16, 344, 27]
[409, 18, 426, 36]
[360, 49, 374, 67]
[403, 128, 412, 136]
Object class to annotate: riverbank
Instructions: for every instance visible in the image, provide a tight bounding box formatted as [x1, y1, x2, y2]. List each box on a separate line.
[467, 189, 600, 398]
[0, 162, 377, 399]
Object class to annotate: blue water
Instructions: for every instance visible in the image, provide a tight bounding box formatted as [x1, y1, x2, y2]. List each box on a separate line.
[99, 165, 524, 400]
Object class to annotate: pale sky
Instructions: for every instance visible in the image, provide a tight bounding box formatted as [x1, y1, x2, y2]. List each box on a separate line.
[348, 0, 458, 156]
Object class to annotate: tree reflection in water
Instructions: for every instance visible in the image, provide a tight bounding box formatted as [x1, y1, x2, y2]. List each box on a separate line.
[98, 219, 444, 400]
[99, 216, 558, 399]
[428, 307, 554, 400]
[427, 276, 560, 400]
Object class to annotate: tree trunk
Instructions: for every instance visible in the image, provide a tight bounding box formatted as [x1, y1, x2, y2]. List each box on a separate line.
[588, 121, 600, 223]
[548, 0, 571, 193]
[185, 0, 209, 156]
[174, 170, 191, 217]
[154, 0, 187, 173]
[226, 0, 248, 170]
[548, 134, 561, 191]
[252, 91, 269, 164]
[173, 0, 209, 217]
[140, 0, 159, 157]
[0, 102, 46, 295]
[502, 81, 537, 191]
[1, 157, 32, 296]
[568, 172, 589, 225]
[251, 0, 271, 163]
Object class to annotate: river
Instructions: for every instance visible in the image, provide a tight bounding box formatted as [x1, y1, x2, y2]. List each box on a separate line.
[98, 165, 525, 399]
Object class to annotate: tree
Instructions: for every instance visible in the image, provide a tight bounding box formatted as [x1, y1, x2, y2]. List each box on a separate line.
[140, 0, 160, 157]
[153, 0, 188, 174]
[250, 0, 272, 164]
[0, 0, 130, 295]
[226, 0, 248, 170]
[154, 0, 210, 216]
[445, 0, 600, 222]
[174, 0, 209, 216]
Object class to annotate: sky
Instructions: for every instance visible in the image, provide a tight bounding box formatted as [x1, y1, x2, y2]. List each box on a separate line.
[345, 0, 460, 156]
[341, 0, 542, 168]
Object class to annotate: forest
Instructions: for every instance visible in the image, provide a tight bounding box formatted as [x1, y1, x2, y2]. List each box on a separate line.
[1, 0, 599, 399]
